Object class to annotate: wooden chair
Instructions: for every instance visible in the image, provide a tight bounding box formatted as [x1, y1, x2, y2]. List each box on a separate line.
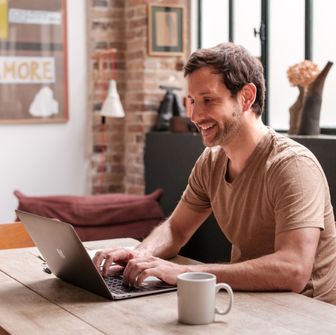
[0, 222, 34, 249]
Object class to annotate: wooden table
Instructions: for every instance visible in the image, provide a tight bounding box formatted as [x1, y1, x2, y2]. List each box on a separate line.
[0, 238, 336, 335]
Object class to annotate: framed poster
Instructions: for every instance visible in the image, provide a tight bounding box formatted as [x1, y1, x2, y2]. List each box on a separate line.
[148, 4, 184, 56]
[0, 0, 68, 124]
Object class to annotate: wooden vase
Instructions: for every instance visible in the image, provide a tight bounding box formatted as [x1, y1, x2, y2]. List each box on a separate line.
[298, 61, 333, 135]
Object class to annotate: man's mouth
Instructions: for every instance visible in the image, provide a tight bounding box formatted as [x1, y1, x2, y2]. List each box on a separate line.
[198, 123, 216, 135]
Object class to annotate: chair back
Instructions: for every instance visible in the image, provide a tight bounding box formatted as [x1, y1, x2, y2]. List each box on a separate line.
[0, 222, 34, 249]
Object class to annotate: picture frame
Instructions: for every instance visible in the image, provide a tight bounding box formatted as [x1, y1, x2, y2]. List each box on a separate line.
[148, 4, 184, 56]
[0, 0, 68, 124]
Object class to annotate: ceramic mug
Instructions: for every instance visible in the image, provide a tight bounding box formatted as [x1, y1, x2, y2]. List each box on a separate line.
[177, 272, 233, 325]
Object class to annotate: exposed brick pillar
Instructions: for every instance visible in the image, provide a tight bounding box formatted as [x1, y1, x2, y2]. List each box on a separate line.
[124, 0, 190, 194]
[89, 0, 127, 194]
[89, 0, 190, 195]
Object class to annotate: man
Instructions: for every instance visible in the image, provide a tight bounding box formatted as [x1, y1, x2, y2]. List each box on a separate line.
[93, 43, 336, 304]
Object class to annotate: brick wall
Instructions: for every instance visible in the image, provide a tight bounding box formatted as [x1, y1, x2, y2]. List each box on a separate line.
[88, 0, 190, 195]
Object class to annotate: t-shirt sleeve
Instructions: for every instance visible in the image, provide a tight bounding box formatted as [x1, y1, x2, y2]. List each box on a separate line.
[268, 154, 326, 234]
[181, 149, 212, 212]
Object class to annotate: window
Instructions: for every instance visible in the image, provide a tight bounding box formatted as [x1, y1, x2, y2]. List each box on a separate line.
[193, 0, 336, 132]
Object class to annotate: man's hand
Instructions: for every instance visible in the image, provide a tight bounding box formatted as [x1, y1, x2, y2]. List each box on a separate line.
[122, 256, 189, 286]
[91, 201, 208, 284]
[93, 248, 188, 286]
[92, 248, 148, 277]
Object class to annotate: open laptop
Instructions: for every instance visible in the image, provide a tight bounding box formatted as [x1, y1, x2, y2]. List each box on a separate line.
[16, 210, 176, 300]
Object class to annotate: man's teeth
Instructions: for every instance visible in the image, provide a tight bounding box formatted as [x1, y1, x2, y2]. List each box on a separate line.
[200, 124, 215, 130]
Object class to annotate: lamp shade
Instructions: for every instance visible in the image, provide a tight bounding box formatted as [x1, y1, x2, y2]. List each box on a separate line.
[100, 80, 125, 118]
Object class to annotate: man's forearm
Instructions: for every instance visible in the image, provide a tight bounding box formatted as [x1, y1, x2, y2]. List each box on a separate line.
[136, 219, 184, 259]
[135, 202, 209, 260]
[187, 251, 310, 293]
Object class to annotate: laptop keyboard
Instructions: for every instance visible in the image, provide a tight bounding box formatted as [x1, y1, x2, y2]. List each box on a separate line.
[104, 275, 160, 294]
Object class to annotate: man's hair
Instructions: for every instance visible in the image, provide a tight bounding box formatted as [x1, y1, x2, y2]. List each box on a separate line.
[184, 43, 265, 116]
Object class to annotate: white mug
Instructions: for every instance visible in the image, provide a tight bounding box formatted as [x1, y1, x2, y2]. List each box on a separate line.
[177, 272, 234, 325]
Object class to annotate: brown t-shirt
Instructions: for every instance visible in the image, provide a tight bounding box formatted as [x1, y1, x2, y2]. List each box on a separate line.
[182, 128, 336, 304]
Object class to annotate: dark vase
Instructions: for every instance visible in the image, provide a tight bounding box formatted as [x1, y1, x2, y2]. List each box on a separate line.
[289, 86, 305, 135]
[298, 61, 333, 135]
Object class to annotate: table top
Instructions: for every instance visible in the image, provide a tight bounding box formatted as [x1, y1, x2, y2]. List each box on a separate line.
[0, 238, 336, 335]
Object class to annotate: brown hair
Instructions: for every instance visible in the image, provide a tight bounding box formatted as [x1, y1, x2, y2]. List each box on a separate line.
[184, 43, 265, 116]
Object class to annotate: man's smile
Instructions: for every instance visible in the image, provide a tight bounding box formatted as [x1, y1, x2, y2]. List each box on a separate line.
[198, 122, 216, 130]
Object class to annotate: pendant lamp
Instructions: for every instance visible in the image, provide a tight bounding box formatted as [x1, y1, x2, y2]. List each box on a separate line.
[100, 79, 125, 118]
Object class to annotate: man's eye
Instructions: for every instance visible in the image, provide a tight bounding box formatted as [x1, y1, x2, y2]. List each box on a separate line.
[204, 98, 211, 104]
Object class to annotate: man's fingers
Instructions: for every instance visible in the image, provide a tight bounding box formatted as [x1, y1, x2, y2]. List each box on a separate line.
[122, 258, 142, 284]
[135, 268, 160, 286]
[101, 254, 116, 276]
[93, 248, 135, 275]
[107, 264, 124, 275]
[92, 251, 108, 269]
[123, 257, 157, 285]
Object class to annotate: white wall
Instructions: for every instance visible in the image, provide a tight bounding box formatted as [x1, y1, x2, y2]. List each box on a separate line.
[0, 0, 89, 222]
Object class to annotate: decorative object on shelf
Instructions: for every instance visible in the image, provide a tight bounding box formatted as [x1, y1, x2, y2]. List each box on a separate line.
[148, 4, 185, 56]
[288, 85, 305, 135]
[153, 85, 185, 131]
[93, 48, 124, 119]
[287, 60, 333, 135]
[298, 61, 333, 135]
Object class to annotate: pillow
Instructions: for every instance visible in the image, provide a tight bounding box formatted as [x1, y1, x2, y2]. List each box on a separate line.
[14, 189, 164, 227]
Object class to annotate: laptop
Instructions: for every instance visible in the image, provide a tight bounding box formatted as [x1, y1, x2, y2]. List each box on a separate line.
[16, 210, 176, 300]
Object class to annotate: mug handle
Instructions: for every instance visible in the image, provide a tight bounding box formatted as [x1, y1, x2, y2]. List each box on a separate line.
[215, 283, 234, 315]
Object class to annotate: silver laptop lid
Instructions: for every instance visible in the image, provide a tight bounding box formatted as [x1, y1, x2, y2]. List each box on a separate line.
[17, 210, 114, 299]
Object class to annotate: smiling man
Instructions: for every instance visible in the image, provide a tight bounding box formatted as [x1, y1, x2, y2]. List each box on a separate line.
[94, 43, 336, 304]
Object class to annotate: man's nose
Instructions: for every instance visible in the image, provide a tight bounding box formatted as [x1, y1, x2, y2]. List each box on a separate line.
[190, 102, 202, 123]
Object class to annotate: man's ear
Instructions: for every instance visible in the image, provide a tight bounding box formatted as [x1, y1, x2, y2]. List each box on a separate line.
[240, 83, 257, 112]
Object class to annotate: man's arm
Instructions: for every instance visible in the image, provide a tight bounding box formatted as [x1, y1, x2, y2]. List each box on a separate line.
[189, 227, 320, 292]
[96, 201, 320, 293]
[135, 200, 212, 259]
[125, 226, 320, 291]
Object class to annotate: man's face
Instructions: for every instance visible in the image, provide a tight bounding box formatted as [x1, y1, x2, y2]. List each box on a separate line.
[187, 66, 243, 147]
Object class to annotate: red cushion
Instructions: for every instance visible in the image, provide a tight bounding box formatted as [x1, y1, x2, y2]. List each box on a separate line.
[14, 189, 164, 241]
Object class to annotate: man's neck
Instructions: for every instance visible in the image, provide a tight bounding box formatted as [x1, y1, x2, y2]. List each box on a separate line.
[223, 120, 268, 182]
